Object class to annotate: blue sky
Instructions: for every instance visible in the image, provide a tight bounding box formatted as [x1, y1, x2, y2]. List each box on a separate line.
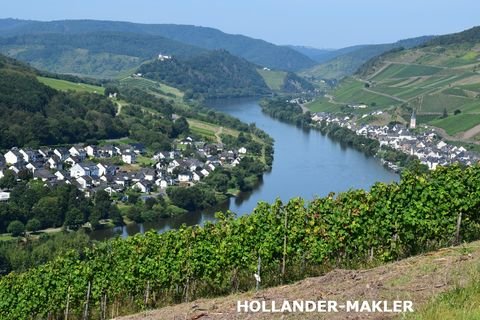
[1, 0, 479, 48]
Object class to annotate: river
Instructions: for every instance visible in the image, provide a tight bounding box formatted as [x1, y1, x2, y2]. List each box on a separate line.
[90, 98, 398, 240]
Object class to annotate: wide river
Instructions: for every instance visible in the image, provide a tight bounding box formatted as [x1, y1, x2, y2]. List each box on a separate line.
[91, 98, 398, 240]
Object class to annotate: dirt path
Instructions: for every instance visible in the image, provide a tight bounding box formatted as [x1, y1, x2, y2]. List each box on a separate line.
[215, 126, 224, 143]
[363, 87, 407, 103]
[434, 126, 480, 144]
[461, 123, 480, 140]
[366, 62, 392, 80]
[115, 241, 480, 320]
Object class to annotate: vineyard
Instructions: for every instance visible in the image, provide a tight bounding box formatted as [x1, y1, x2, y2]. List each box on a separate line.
[1, 165, 480, 319]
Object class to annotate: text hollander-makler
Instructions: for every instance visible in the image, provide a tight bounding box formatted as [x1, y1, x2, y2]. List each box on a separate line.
[237, 299, 414, 313]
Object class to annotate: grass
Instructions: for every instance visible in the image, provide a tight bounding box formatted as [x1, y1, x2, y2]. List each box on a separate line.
[190, 126, 216, 139]
[334, 78, 399, 106]
[257, 69, 287, 91]
[37, 76, 105, 94]
[408, 268, 480, 320]
[187, 118, 240, 142]
[136, 155, 155, 167]
[120, 76, 184, 98]
[0, 234, 15, 241]
[419, 94, 470, 113]
[306, 97, 342, 113]
[430, 114, 480, 135]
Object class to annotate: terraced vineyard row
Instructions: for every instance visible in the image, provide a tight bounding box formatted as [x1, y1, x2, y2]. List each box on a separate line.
[2, 165, 480, 319]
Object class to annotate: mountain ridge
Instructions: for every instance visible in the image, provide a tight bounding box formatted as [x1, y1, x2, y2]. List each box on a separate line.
[0, 18, 316, 72]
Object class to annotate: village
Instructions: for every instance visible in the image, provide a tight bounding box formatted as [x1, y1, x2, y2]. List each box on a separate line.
[0, 137, 248, 201]
[310, 110, 480, 171]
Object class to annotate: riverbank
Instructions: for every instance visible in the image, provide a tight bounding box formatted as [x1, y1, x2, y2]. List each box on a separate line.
[260, 97, 427, 173]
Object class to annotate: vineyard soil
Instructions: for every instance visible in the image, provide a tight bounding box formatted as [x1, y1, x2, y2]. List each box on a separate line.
[115, 240, 480, 320]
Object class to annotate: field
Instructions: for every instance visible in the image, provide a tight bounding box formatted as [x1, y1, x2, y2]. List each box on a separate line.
[187, 118, 239, 142]
[257, 69, 286, 91]
[37, 76, 105, 94]
[306, 97, 342, 113]
[119, 76, 184, 99]
[429, 113, 480, 135]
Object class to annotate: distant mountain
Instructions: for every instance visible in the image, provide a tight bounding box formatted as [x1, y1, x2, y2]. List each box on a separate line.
[300, 36, 434, 80]
[0, 54, 127, 148]
[0, 19, 316, 72]
[138, 50, 270, 99]
[0, 32, 206, 78]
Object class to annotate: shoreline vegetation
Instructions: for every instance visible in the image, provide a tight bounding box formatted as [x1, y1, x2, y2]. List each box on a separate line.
[259, 97, 428, 173]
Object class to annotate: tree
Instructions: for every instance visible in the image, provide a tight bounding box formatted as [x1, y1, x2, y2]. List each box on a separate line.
[442, 107, 448, 118]
[7, 220, 25, 237]
[32, 196, 62, 228]
[172, 116, 189, 137]
[0, 170, 16, 189]
[126, 206, 142, 223]
[26, 218, 41, 232]
[64, 208, 85, 229]
[454, 109, 462, 115]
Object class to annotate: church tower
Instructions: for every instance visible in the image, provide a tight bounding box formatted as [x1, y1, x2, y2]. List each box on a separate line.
[410, 109, 416, 129]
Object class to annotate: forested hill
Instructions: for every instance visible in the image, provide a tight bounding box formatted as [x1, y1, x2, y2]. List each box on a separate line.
[0, 18, 316, 72]
[0, 54, 127, 148]
[138, 50, 271, 99]
[0, 32, 206, 78]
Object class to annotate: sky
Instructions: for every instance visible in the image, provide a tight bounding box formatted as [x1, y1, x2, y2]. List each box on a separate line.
[1, 0, 479, 48]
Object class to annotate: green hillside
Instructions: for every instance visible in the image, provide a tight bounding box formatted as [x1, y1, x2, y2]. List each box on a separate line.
[37, 76, 105, 94]
[257, 69, 287, 91]
[300, 36, 433, 80]
[138, 50, 270, 99]
[308, 26, 480, 139]
[258, 69, 314, 93]
[0, 54, 126, 148]
[0, 18, 315, 72]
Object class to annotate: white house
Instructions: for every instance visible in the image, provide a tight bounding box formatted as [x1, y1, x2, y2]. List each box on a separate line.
[122, 152, 136, 164]
[19, 149, 36, 162]
[238, 147, 247, 154]
[155, 178, 169, 189]
[4, 150, 22, 164]
[132, 181, 150, 193]
[47, 156, 63, 170]
[85, 145, 97, 157]
[76, 176, 93, 189]
[54, 148, 69, 161]
[178, 172, 192, 183]
[97, 163, 115, 177]
[69, 146, 86, 159]
[70, 163, 100, 178]
[55, 171, 66, 180]
[192, 171, 204, 182]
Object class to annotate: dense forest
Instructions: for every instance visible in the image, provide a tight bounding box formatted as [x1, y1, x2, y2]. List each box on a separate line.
[1, 164, 479, 319]
[0, 54, 127, 148]
[138, 50, 271, 99]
